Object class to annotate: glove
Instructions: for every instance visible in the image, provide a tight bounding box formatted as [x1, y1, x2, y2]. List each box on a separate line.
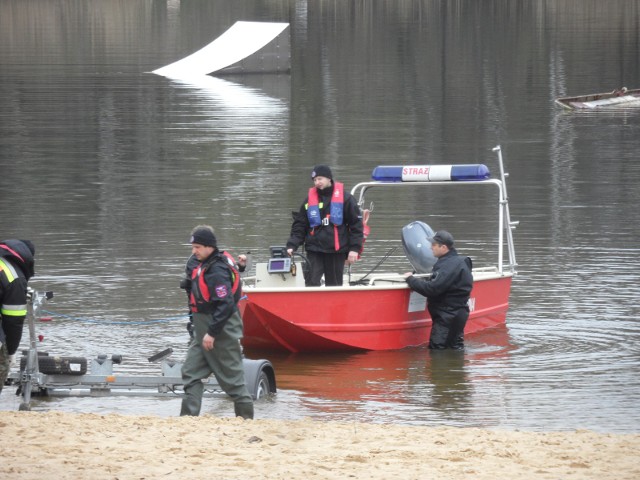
[186, 312, 194, 339]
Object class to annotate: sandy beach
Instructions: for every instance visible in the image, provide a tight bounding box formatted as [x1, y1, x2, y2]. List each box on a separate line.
[1, 411, 638, 479]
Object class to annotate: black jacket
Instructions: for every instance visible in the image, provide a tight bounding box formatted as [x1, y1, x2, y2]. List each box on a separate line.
[286, 185, 364, 254]
[1, 240, 35, 355]
[406, 248, 473, 311]
[185, 250, 239, 337]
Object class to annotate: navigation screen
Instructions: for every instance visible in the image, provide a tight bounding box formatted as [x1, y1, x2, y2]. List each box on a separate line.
[270, 259, 285, 270]
[268, 258, 290, 273]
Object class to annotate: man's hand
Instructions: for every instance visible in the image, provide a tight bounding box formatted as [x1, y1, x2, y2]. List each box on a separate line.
[237, 254, 247, 268]
[202, 333, 215, 351]
[403, 272, 414, 279]
[346, 251, 359, 265]
[186, 319, 194, 339]
[287, 248, 294, 257]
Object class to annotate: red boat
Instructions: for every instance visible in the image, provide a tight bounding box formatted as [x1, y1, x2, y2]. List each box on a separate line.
[238, 146, 518, 352]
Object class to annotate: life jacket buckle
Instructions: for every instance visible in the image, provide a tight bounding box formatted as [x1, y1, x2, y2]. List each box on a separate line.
[322, 217, 330, 226]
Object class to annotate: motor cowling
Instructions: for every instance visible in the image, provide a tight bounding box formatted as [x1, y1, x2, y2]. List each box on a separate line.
[401, 221, 437, 273]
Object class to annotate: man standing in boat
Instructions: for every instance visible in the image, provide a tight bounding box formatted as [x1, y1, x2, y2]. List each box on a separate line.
[0, 239, 36, 394]
[179, 225, 254, 419]
[403, 231, 473, 350]
[286, 165, 364, 286]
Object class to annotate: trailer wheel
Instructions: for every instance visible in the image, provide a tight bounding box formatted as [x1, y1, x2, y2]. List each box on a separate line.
[242, 358, 276, 399]
[20, 356, 88, 375]
[255, 371, 271, 399]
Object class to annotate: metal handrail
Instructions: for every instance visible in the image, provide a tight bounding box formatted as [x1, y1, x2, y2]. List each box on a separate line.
[350, 146, 517, 276]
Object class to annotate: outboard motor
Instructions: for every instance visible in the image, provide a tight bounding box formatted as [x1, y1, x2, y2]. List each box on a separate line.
[401, 221, 437, 273]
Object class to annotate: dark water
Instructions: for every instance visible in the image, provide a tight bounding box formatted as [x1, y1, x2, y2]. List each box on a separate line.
[1, 0, 639, 433]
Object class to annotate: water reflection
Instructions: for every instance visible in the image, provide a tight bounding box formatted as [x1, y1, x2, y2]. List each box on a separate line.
[424, 350, 470, 414]
[155, 74, 290, 151]
[246, 324, 513, 425]
[160, 74, 289, 113]
[1, 0, 640, 434]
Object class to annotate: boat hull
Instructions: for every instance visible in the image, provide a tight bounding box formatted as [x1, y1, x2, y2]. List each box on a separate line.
[555, 88, 640, 110]
[238, 275, 512, 352]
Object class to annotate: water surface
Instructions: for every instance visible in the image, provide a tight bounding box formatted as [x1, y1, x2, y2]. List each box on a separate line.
[1, 0, 639, 433]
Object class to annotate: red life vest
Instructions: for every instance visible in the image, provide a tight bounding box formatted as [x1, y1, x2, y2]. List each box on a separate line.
[307, 182, 345, 227]
[307, 182, 345, 251]
[189, 251, 241, 313]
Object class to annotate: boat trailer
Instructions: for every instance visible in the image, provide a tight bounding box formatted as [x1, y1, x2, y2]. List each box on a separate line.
[7, 289, 277, 411]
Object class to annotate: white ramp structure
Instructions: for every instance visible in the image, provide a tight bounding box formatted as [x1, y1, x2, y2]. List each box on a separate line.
[153, 21, 290, 77]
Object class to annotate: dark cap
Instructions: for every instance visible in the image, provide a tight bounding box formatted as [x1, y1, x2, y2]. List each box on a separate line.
[189, 226, 217, 247]
[428, 230, 454, 248]
[311, 165, 333, 180]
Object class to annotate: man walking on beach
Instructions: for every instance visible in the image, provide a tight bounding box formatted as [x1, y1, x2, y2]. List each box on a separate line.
[179, 225, 254, 419]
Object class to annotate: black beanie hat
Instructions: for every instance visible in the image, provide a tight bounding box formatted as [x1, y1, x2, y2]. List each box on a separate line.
[311, 165, 333, 180]
[21, 240, 35, 256]
[189, 227, 217, 247]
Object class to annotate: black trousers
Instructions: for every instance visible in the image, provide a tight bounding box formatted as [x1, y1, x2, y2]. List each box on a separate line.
[305, 251, 348, 286]
[428, 307, 469, 350]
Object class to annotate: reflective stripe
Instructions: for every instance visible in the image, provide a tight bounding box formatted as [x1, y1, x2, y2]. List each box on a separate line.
[0, 259, 26, 316]
[0, 258, 18, 282]
[1, 303, 27, 316]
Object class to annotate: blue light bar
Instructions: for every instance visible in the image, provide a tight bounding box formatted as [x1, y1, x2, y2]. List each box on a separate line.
[371, 164, 490, 182]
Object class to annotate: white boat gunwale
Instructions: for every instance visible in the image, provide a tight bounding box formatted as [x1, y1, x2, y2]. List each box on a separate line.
[241, 267, 509, 293]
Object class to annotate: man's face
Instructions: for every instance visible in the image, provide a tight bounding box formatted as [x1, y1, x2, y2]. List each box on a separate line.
[430, 242, 448, 258]
[313, 175, 332, 190]
[192, 243, 214, 261]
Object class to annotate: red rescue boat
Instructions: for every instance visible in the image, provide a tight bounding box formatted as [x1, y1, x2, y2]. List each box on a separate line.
[238, 146, 518, 352]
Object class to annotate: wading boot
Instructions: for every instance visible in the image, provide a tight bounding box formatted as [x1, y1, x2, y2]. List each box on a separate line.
[180, 387, 202, 416]
[234, 401, 254, 420]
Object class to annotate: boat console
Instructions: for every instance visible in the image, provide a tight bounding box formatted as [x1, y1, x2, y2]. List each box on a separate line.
[266, 246, 292, 274]
[246, 246, 306, 288]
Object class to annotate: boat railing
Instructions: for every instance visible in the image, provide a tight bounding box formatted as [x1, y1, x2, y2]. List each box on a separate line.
[241, 265, 505, 290]
[367, 273, 424, 286]
[472, 266, 500, 274]
[350, 145, 518, 276]
[362, 266, 503, 286]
